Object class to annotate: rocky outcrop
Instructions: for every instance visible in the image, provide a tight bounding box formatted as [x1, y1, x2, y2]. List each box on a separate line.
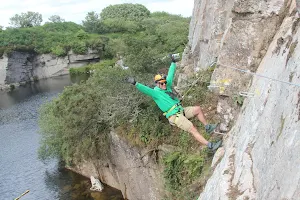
[69, 132, 166, 200]
[0, 50, 100, 88]
[199, 11, 300, 199]
[182, 0, 235, 72]
[182, 0, 300, 199]
[0, 55, 8, 85]
[183, 0, 290, 95]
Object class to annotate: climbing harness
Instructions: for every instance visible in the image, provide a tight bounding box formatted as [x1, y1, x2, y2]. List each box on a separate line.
[163, 103, 182, 116]
[169, 112, 183, 125]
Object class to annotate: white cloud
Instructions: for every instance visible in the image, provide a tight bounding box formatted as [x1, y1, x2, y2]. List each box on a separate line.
[0, 0, 193, 27]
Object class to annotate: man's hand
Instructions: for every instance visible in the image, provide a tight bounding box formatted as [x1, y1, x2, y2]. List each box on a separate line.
[126, 77, 136, 85]
[169, 53, 180, 63]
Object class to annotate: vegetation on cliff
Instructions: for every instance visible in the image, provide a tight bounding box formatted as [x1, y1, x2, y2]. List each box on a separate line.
[0, 4, 188, 59]
[35, 3, 218, 200]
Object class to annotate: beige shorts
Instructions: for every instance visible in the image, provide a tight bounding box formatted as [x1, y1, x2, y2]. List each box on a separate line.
[168, 106, 196, 132]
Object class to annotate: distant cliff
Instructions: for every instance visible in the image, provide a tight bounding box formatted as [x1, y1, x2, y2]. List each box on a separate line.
[0, 50, 99, 90]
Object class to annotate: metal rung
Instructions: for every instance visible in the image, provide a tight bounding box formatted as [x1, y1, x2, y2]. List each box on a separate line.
[239, 92, 255, 97]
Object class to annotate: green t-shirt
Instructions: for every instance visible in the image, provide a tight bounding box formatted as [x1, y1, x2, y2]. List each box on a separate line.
[135, 62, 183, 118]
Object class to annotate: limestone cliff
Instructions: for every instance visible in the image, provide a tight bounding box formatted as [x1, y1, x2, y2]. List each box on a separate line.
[0, 50, 99, 89]
[181, 0, 300, 199]
[69, 132, 166, 200]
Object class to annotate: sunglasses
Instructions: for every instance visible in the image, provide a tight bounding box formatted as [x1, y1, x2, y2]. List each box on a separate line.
[159, 82, 167, 85]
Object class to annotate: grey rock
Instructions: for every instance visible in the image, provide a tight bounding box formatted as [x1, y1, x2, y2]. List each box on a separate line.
[198, 4, 300, 200]
[0, 50, 100, 87]
[69, 132, 165, 200]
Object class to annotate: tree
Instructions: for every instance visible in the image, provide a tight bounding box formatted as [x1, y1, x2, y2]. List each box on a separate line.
[100, 4, 150, 21]
[48, 15, 65, 23]
[9, 11, 43, 28]
[0, 25, 3, 32]
[82, 11, 101, 33]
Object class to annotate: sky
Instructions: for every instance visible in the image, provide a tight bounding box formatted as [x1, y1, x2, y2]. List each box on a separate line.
[0, 0, 194, 28]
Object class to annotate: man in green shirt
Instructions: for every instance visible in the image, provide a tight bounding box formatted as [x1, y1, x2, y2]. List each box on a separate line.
[126, 55, 222, 151]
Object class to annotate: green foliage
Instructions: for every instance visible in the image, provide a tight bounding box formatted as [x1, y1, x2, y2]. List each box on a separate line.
[0, 47, 4, 57]
[69, 59, 116, 74]
[69, 67, 90, 75]
[9, 11, 43, 28]
[9, 84, 15, 90]
[71, 41, 87, 54]
[100, 4, 150, 21]
[101, 19, 141, 34]
[76, 29, 89, 40]
[0, 22, 104, 56]
[39, 66, 150, 163]
[82, 11, 101, 33]
[48, 15, 65, 23]
[42, 22, 82, 32]
[1, 5, 189, 62]
[163, 151, 206, 195]
[181, 68, 216, 106]
[233, 95, 245, 106]
[51, 46, 67, 56]
[134, 101, 172, 145]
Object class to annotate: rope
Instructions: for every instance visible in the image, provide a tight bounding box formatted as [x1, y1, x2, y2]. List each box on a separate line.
[14, 190, 29, 200]
[178, 60, 299, 99]
[180, 61, 218, 99]
[181, 75, 204, 99]
[218, 64, 300, 88]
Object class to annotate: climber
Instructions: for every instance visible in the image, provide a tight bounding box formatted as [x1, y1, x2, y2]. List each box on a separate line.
[126, 54, 222, 151]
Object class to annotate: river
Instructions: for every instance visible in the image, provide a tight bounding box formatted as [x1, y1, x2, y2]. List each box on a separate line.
[0, 75, 123, 200]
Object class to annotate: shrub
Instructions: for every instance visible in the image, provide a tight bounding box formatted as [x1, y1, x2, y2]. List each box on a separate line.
[51, 46, 67, 56]
[72, 41, 87, 54]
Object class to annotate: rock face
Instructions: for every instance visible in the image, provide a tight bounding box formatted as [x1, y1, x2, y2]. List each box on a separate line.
[0, 50, 100, 87]
[183, 0, 234, 72]
[182, 0, 300, 199]
[70, 132, 165, 200]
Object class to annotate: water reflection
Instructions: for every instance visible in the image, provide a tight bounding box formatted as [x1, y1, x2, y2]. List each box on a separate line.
[0, 74, 123, 200]
[0, 74, 89, 109]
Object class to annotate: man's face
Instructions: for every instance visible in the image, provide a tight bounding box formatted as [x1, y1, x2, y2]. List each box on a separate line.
[157, 80, 167, 90]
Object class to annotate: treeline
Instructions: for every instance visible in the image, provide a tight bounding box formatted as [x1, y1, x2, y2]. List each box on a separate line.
[0, 22, 104, 56]
[0, 4, 190, 72]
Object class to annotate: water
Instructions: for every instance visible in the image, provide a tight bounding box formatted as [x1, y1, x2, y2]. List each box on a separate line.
[0, 75, 123, 200]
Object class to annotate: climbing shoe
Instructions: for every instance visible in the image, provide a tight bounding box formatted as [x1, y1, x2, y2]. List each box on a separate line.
[205, 124, 217, 134]
[207, 140, 222, 151]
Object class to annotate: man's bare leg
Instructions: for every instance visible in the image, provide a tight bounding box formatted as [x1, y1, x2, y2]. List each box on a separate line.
[187, 125, 222, 150]
[193, 106, 207, 126]
[188, 125, 209, 145]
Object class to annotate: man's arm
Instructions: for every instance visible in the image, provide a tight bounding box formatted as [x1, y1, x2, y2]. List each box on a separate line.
[126, 77, 156, 97]
[136, 82, 156, 97]
[166, 62, 176, 89]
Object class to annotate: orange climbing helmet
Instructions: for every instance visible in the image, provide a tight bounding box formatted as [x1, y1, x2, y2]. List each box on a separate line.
[154, 74, 166, 83]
